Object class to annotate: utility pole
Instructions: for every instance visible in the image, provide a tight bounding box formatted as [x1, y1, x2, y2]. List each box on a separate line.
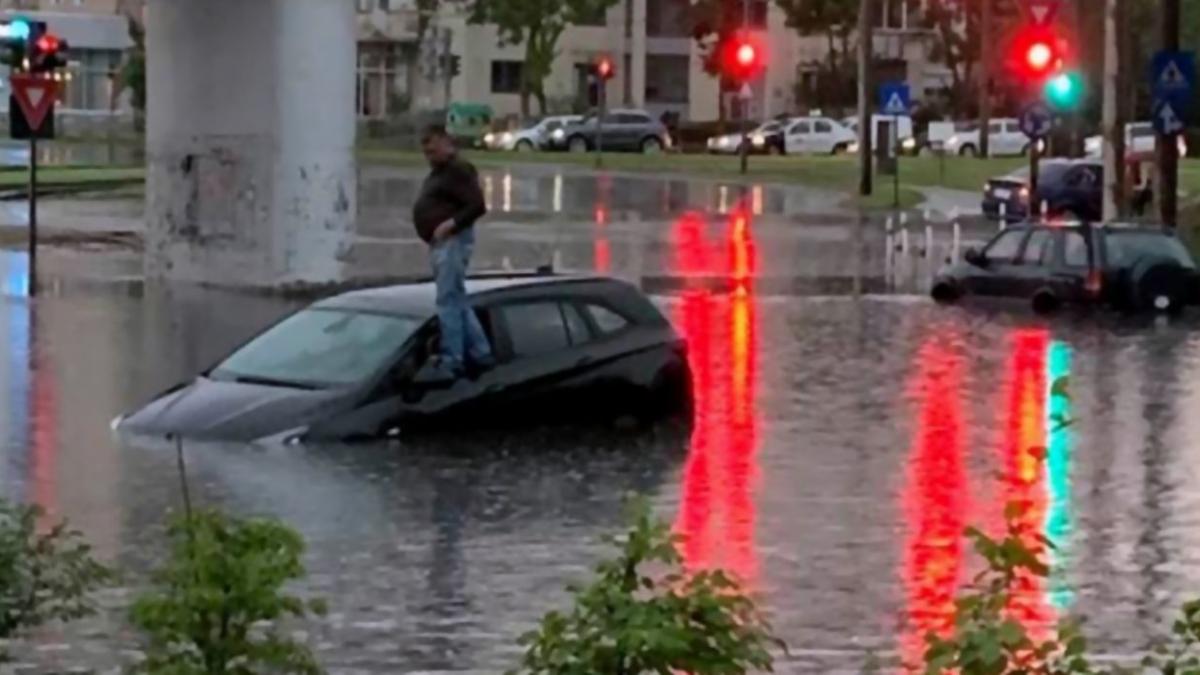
[1101, 0, 1125, 221]
[1159, 0, 1181, 227]
[441, 28, 452, 108]
[858, 0, 873, 196]
[979, 0, 993, 158]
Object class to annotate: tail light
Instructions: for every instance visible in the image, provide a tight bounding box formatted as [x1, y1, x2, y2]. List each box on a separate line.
[1085, 269, 1103, 296]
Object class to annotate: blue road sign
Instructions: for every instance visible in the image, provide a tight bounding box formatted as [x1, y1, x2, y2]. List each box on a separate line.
[879, 82, 910, 116]
[1151, 50, 1195, 134]
[1019, 102, 1053, 140]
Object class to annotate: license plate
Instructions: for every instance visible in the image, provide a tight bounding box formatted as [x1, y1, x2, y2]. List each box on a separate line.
[993, 188, 1011, 200]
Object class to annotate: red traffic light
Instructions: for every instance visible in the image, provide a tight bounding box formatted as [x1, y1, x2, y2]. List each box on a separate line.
[1026, 42, 1053, 71]
[35, 33, 59, 53]
[736, 43, 757, 68]
[596, 56, 614, 80]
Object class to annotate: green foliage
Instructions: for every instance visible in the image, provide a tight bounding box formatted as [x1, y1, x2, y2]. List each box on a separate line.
[130, 510, 326, 675]
[921, 505, 1099, 675]
[510, 501, 783, 675]
[119, 16, 146, 125]
[465, 0, 618, 116]
[1143, 599, 1200, 674]
[0, 499, 112, 654]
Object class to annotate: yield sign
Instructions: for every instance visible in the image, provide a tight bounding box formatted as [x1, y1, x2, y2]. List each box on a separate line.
[11, 75, 58, 132]
[1024, 0, 1060, 26]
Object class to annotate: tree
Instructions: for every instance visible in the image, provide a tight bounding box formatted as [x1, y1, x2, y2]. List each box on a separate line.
[511, 502, 783, 675]
[466, 0, 620, 117]
[922, 0, 981, 115]
[115, 15, 146, 131]
[773, 0, 860, 109]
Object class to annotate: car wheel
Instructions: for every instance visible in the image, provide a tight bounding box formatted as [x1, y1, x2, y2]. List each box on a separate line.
[1031, 290, 1060, 315]
[634, 362, 693, 424]
[641, 137, 663, 154]
[832, 143, 849, 155]
[515, 139, 534, 152]
[959, 144, 978, 157]
[568, 136, 590, 153]
[1129, 259, 1189, 315]
[768, 143, 784, 156]
[931, 281, 962, 304]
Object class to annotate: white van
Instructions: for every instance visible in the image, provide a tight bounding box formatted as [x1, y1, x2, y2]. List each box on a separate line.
[843, 115, 915, 153]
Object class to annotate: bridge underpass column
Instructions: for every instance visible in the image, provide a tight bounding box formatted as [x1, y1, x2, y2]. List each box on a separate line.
[145, 0, 356, 286]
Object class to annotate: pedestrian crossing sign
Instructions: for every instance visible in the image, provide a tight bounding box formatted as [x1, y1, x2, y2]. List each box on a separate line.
[878, 83, 910, 116]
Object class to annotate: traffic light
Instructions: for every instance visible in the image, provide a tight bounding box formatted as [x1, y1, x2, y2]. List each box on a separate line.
[595, 56, 614, 81]
[1025, 41, 1054, 73]
[1043, 71, 1084, 111]
[723, 35, 762, 83]
[30, 31, 67, 73]
[0, 18, 37, 71]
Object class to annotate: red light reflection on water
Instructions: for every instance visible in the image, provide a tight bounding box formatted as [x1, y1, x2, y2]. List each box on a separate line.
[672, 208, 760, 587]
[901, 331, 968, 665]
[593, 204, 610, 273]
[997, 329, 1053, 634]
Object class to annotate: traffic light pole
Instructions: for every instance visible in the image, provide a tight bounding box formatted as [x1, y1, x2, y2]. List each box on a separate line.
[857, 0, 873, 197]
[1159, 0, 1180, 227]
[28, 133, 37, 296]
[739, 95, 749, 175]
[1029, 137, 1041, 220]
[595, 78, 605, 169]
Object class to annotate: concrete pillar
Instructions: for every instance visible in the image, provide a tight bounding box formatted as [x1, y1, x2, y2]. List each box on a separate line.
[629, 0, 647, 109]
[145, 0, 356, 287]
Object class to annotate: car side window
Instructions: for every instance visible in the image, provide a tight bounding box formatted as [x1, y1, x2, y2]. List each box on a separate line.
[790, 121, 811, 135]
[984, 229, 1027, 264]
[1021, 229, 1055, 266]
[562, 303, 592, 346]
[587, 304, 631, 335]
[814, 120, 832, 133]
[1064, 231, 1089, 267]
[989, 122, 1003, 134]
[498, 302, 571, 358]
[618, 113, 649, 124]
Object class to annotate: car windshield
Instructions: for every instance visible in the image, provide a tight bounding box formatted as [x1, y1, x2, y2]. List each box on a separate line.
[1106, 231, 1196, 270]
[755, 122, 780, 133]
[1005, 162, 1074, 183]
[211, 309, 423, 389]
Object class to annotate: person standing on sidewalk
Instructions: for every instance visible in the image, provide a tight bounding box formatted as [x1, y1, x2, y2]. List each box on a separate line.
[412, 125, 495, 380]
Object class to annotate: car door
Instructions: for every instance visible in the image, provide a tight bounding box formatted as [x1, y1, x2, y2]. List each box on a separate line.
[615, 113, 646, 150]
[963, 227, 1029, 296]
[1008, 227, 1059, 296]
[785, 120, 812, 154]
[812, 118, 836, 153]
[1057, 165, 1102, 219]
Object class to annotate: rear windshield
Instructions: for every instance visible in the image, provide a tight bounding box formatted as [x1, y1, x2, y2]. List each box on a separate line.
[1005, 163, 1073, 183]
[1105, 232, 1196, 269]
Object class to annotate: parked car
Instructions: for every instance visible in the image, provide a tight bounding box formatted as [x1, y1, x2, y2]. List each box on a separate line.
[932, 222, 1199, 314]
[782, 116, 856, 155]
[1084, 122, 1188, 158]
[982, 159, 1152, 223]
[944, 118, 1030, 157]
[706, 120, 787, 155]
[547, 110, 672, 154]
[116, 273, 693, 443]
[485, 115, 583, 151]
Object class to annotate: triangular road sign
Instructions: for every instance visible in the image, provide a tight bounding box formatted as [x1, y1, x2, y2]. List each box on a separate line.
[10, 75, 57, 133]
[885, 93, 905, 114]
[1160, 61, 1188, 89]
[1025, 0, 1060, 26]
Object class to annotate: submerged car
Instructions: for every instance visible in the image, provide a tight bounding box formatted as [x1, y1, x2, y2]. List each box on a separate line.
[118, 274, 693, 443]
[932, 222, 1200, 314]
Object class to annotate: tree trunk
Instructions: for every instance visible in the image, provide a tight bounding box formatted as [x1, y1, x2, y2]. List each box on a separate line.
[1102, 0, 1124, 220]
[858, 0, 873, 196]
[978, 0, 992, 157]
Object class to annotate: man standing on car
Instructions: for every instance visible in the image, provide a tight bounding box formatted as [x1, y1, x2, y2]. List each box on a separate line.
[413, 125, 495, 380]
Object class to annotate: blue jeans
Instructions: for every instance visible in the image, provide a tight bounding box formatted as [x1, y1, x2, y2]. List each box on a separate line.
[431, 228, 492, 371]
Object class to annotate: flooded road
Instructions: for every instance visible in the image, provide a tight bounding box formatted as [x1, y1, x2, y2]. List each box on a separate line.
[2, 173, 1200, 672]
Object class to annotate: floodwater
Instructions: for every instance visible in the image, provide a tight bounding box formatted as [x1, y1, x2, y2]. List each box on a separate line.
[2, 182, 1200, 673]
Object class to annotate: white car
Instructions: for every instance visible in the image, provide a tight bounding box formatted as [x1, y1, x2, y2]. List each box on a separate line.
[944, 118, 1030, 157]
[484, 115, 583, 151]
[842, 115, 916, 154]
[783, 116, 857, 155]
[1084, 122, 1187, 158]
[706, 120, 786, 155]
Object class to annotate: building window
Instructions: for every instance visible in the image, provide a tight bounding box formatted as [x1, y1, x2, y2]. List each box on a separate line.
[874, 0, 907, 30]
[61, 48, 123, 112]
[645, 54, 689, 103]
[357, 44, 408, 119]
[573, 3, 607, 26]
[357, 0, 373, 12]
[748, 0, 768, 29]
[491, 60, 524, 94]
[647, 0, 689, 37]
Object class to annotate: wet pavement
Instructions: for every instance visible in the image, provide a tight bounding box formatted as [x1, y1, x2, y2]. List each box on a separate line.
[0, 170, 1196, 673]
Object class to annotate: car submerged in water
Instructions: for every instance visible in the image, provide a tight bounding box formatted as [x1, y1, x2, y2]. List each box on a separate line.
[117, 274, 693, 443]
[931, 222, 1200, 315]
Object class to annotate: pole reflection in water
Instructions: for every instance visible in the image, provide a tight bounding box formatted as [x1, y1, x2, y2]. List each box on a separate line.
[998, 329, 1055, 634]
[901, 330, 968, 665]
[671, 207, 760, 587]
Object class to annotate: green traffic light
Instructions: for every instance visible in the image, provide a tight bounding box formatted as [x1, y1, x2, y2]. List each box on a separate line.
[1044, 72, 1084, 111]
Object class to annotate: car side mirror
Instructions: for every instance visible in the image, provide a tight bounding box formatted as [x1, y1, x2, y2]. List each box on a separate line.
[964, 247, 987, 268]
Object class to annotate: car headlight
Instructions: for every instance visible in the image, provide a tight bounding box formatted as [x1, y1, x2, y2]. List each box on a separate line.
[500, 132, 514, 144]
[552, 129, 565, 140]
[483, 132, 495, 146]
[848, 142, 860, 154]
[902, 138, 916, 150]
[946, 135, 960, 147]
[707, 138, 716, 148]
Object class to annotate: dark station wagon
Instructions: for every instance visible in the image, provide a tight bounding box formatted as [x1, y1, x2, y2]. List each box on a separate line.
[932, 223, 1200, 315]
[118, 274, 693, 443]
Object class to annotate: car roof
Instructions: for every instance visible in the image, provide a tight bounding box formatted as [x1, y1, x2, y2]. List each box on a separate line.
[315, 274, 625, 317]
